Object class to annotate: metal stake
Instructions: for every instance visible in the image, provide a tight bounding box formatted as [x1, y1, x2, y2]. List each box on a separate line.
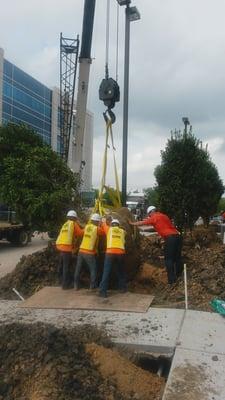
[184, 264, 188, 310]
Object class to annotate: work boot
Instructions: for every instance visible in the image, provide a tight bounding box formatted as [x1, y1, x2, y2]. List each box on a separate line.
[99, 290, 107, 298]
[89, 284, 97, 290]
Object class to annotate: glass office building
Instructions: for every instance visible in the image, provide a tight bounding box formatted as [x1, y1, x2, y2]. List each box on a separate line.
[0, 47, 62, 153]
[2, 59, 52, 145]
[0, 48, 93, 189]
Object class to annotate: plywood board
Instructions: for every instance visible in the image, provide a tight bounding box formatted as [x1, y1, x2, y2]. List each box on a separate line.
[19, 287, 154, 313]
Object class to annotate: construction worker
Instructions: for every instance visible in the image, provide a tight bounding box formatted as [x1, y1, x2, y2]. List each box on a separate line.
[56, 210, 83, 289]
[99, 218, 127, 298]
[74, 213, 105, 290]
[220, 210, 225, 223]
[129, 206, 183, 284]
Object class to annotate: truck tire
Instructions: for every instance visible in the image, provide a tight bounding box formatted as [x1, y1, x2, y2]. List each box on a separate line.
[17, 230, 30, 246]
[8, 230, 29, 246]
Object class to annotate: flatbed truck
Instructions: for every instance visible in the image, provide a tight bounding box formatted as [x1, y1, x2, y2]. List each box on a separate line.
[0, 207, 31, 246]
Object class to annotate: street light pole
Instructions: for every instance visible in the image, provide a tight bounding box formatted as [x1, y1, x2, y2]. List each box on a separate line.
[121, 3, 130, 206]
[182, 117, 190, 134]
[117, 0, 140, 206]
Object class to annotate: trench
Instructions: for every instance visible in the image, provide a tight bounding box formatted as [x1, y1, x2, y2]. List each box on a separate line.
[135, 353, 173, 379]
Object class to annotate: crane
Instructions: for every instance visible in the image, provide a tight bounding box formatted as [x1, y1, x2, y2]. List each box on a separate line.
[72, 0, 96, 178]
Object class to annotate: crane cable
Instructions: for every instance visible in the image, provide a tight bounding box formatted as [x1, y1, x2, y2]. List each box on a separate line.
[95, 2, 121, 215]
[105, 0, 110, 79]
[105, 0, 119, 80]
[115, 2, 119, 82]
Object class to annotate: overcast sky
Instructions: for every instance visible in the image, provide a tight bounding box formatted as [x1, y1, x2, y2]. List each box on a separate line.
[1, 0, 225, 191]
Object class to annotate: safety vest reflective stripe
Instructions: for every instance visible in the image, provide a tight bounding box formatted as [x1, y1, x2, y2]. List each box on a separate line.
[56, 220, 75, 246]
[80, 224, 98, 251]
[107, 227, 125, 250]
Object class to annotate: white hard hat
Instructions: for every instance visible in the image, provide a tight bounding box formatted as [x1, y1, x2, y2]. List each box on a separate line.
[147, 206, 156, 214]
[91, 213, 101, 222]
[111, 219, 120, 225]
[67, 210, 77, 218]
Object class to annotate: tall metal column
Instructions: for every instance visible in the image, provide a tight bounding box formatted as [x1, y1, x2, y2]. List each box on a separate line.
[118, 2, 140, 206]
[121, 5, 130, 206]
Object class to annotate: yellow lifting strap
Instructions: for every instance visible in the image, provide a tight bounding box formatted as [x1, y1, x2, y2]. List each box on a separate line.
[95, 118, 121, 215]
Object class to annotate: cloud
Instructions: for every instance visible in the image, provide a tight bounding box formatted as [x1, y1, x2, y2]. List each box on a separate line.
[25, 46, 59, 87]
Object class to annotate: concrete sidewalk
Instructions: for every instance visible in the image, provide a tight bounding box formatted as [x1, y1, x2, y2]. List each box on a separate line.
[163, 310, 225, 400]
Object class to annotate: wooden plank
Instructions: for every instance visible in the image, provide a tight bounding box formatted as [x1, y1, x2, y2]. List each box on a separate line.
[19, 287, 154, 313]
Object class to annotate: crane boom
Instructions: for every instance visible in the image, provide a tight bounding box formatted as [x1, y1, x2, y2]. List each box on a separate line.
[72, 0, 96, 176]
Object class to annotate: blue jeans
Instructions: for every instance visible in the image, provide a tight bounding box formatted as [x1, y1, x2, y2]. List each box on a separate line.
[58, 252, 75, 289]
[99, 254, 127, 294]
[74, 253, 97, 289]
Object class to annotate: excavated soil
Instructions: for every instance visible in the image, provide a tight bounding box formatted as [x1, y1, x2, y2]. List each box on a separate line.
[0, 322, 165, 400]
[131, 227, 225, 310]
[86, 343, 165, 400]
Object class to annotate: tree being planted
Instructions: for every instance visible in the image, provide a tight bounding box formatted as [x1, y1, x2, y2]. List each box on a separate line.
[155, 128, 224, 229]
[0, 123, 80, 232]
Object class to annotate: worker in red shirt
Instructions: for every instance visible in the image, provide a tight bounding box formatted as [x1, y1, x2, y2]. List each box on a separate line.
[56, 210, 84, 289]
[220, 210, 225, 223]
[130, 206, 183, 284]
[99, 218, 127, 298]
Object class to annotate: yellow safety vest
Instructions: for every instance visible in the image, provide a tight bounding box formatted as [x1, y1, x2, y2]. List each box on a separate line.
[107, 227, 125, 250]
[56, 220, 75, 246]
[80, 223, 98, 251]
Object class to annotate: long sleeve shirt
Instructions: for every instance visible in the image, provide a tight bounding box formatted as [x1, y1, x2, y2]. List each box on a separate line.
[136, 212, 179, 239]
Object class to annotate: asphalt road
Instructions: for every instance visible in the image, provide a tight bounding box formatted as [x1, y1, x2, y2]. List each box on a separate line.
[0, 233, 49, 279]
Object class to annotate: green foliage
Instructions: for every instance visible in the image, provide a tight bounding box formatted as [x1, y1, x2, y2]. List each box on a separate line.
[217, 197, 225, 213]
[0, 123, 80, 232]
[143, 187, 159, 207]
[154, 128, 224, 229]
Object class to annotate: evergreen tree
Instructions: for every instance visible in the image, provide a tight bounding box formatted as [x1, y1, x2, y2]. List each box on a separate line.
[155, 128, 224, 229]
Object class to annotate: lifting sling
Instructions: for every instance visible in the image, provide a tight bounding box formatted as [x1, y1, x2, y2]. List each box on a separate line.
[95, 112, 121, 216]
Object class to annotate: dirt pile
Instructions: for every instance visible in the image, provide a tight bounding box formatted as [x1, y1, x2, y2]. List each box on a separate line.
[0, 243, 59, 300]
[86, 343, 165, 400]
[129, 227, 225, 310]
[0, 322, 165, 400]
[138, 235, 163, 265]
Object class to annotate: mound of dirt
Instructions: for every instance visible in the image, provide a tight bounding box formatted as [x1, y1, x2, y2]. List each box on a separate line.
[0, 323, 165, 400]
[129, 229, 225, 311]
[86, 343, 165, 400]
[0, 243, 59, 300]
